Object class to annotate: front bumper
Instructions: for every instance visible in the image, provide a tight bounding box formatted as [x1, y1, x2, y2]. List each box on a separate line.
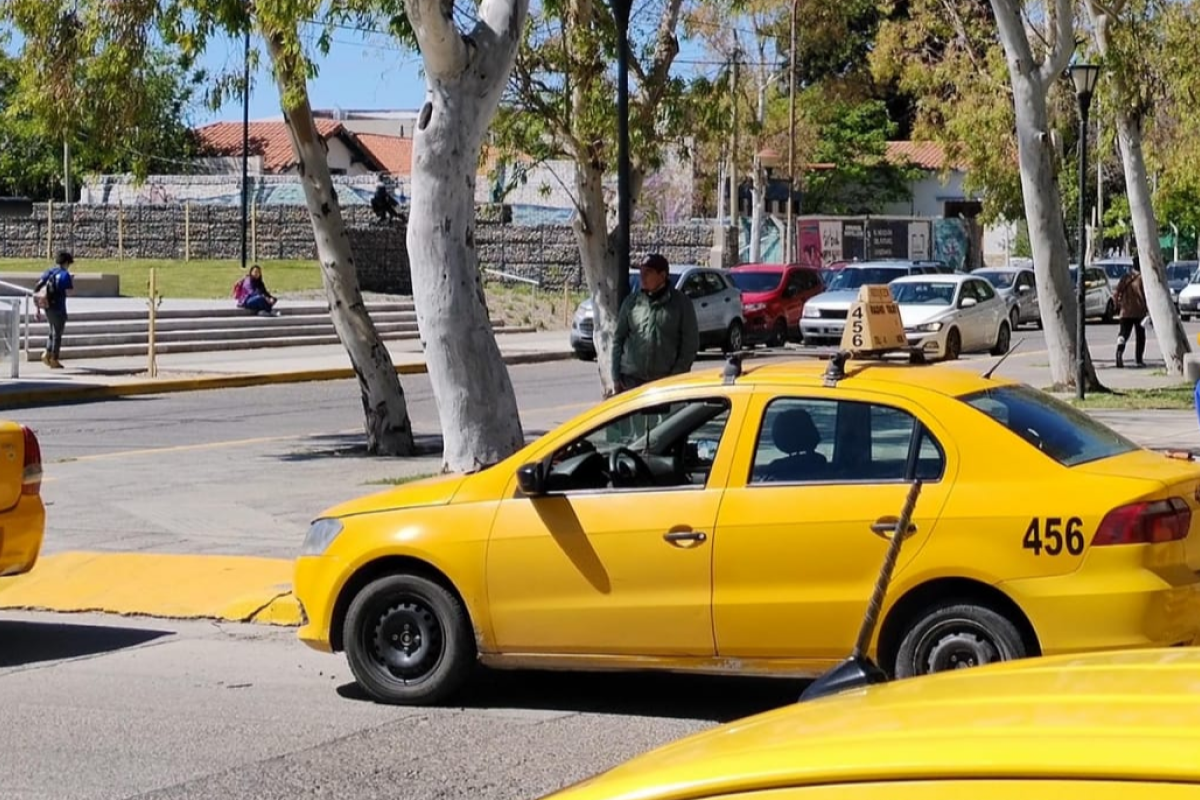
[1000, 548, 1200, 654]
[0, 495, 45, 578]
[799, 318, 845, 345]
[744, 312, 772, 344]
[293, 554, 349, 653]
[904, 330, 946, 358]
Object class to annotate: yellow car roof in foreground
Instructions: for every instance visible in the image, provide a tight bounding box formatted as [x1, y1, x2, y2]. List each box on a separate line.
[557, 649, 1200, 800]
[652, 358, 1015, 398]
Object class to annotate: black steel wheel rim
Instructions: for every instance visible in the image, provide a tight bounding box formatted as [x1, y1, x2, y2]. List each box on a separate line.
[730, 324, 743, 350]
[367, 595, 444, 683]
[913, 619, 1001, 674]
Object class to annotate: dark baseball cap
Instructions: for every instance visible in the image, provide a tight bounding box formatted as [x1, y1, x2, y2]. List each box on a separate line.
[639, 253, 669, 272]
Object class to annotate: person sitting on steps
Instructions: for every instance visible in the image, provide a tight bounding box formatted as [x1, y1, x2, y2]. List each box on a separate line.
[233, 264, 281, 317]
[370, 179, 402, 222]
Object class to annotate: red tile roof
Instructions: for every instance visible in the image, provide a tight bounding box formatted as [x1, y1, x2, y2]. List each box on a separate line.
[194, 120, 387, 173]
[355, 133, 413, 176]
[885, 141, 967, 171]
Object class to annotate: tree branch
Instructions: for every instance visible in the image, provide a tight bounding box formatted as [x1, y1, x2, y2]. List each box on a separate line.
[1037, 0, 1076, 90]
[404, 0, 469, 79]
[991, 0, 1036, 75]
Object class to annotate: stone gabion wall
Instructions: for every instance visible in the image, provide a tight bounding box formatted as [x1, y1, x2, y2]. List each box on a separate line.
[0, 204, 718, 290]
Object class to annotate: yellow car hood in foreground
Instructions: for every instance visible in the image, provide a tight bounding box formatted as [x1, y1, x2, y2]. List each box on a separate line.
[550, 649, 1200, 800]
[318, 473, 468, 519]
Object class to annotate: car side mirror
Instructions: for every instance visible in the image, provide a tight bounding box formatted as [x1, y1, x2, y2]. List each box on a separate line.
[960, 297, 978, 308]
[516, 462, 546, 497]
[1018, 284, 1031, 294]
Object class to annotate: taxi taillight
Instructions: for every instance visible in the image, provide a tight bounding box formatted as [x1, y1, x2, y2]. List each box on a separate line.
[21, 426, 42, 495]
[1092, 498, 1191, 546]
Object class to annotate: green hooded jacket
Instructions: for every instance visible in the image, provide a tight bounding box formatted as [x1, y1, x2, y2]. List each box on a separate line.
[611, 285, 700, 384]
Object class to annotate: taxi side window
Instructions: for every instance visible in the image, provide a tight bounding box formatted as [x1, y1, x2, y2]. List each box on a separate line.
[545, 398, 733, 493]
[750, 398, 944, 484]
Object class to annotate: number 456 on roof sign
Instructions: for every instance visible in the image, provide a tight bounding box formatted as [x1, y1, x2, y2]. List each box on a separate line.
[841, 285, 908, 354]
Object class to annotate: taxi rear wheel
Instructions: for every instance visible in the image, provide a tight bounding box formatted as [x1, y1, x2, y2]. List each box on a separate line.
[344, 573, 475, 705]
[893, 603, 1026, 679]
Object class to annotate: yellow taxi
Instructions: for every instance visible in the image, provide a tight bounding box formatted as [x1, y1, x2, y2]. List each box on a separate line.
[0, 421, 45, 578]
[537, 647, 1200, 800]
[293, 352, 1200, 705]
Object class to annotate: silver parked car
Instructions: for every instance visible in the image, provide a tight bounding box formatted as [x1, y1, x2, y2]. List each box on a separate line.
[798, 261, 934, 345]
[975, 265, 1041, 330]
[569, 264, 745, 359]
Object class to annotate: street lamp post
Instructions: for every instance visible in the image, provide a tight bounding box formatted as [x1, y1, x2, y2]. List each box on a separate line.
[614, 0, 633, 306]
[785, 0, 797, 264]
[1069, 63, 1100, 401]
[241, 20, 251, 272]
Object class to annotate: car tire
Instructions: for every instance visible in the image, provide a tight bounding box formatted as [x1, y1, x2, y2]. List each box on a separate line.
[1035, 316, 1043, 330]
[344, 573, 475, 706]
[574, 349, 596, 362]
[1009, 307, 1020, 332]
[893, 602, 1027, 679]
[723, 320, 744, 353]
[1103, 299, 1116, 324]
[769, 317, 788, 348]
[942, 328, 961, 361]
[990, 320, 1011, 356]
[1184, 314, 1192, 322]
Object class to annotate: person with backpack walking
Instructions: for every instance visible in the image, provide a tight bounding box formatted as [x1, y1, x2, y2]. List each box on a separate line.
[34, 250, 75, 368]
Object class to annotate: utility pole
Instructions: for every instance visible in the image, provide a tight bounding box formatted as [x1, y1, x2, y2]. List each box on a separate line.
[241, 15, 251, 271]
[786, 0, 798, 264]
[63, 140, 71, 203]
[728, 44, 740, 266]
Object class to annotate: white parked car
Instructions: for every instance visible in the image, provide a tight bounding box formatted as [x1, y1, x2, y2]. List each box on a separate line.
[891, 274, 1012, 361]
[798, 261, 934, 345]
[1068, 265, 1117, 322]
[1175, 265, 1200, 321]
[569, 264, 745, 359]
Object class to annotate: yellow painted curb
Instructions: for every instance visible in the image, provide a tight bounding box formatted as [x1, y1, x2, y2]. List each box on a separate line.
[2, 351, 573, 407]
[0, 551, 302, 626]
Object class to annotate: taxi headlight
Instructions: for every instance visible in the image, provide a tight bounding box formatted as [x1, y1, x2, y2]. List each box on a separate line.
[302, 518, 344, 556]
[802, 305, 821, 318]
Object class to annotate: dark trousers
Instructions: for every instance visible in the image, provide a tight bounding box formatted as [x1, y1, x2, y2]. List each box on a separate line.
[1116, 315, 1146, 365]
[44, 308, 66, 357]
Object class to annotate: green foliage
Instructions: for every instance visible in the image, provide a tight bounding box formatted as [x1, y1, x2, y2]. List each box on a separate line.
[0, 19, 198, 198]
[800, 99, 919, 214]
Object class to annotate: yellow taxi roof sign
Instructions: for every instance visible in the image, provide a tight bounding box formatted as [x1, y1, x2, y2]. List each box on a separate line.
[841, 284, 908, 355]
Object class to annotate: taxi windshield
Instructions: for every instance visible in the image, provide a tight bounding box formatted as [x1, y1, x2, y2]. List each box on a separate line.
[959, 384, 1138, 466]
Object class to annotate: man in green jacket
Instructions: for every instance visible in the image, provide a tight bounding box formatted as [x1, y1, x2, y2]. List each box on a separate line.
[611, 253, 700, 394]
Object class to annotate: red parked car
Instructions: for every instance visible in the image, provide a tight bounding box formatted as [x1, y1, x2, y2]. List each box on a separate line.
[729, 263, 825, 346]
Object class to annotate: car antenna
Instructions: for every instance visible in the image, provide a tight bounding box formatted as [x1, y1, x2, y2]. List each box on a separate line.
[981, 337, 1023, 380]
[799, 479, 923, 703]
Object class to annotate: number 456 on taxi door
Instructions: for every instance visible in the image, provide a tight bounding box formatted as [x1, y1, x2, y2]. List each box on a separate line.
[1023, 516, 1085, 556]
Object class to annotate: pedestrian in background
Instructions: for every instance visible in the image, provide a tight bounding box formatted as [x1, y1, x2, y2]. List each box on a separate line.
[1114, 256, 1147, 368]
[609, 253, 699, 395]
[234, 264, 281, 317]
[34, 250, 74, 369]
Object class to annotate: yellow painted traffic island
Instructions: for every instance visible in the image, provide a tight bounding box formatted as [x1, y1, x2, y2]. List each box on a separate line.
[0, 551, 302, 626]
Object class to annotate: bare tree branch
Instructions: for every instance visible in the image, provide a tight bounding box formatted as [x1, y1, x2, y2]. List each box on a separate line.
[405, 0, 469, 78]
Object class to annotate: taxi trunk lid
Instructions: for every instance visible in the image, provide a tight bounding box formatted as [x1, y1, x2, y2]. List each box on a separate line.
[0, 422, 37, 511]
[1075, 449, 1200, 572]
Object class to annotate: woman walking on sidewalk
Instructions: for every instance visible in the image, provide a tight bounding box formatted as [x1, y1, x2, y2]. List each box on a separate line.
[1113, 257, 1147, 368]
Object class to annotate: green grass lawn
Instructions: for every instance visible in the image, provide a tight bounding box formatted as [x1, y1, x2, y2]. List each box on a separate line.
[0, 258, 323, 298]
[1067, 383, 1197, 410]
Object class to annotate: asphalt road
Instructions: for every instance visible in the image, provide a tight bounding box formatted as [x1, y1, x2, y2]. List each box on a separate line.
[1, 610, 802, 800]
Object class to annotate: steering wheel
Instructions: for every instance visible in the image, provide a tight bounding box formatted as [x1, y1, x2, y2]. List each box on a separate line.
[608, 446, 655, 487]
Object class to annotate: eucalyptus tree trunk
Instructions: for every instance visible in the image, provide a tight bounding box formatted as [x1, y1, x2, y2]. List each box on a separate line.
[1086, 1, 1191, 374]
[406, 0, 527, 472]
[991, 0, 1102, 390]
[265, 33, 414, 456]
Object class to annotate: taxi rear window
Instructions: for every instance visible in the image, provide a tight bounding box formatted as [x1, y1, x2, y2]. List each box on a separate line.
[959, 384, 1138, 466]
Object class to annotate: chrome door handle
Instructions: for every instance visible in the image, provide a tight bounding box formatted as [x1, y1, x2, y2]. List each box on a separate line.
[871, 517, 917, 539]
[663, 530, 707, 544]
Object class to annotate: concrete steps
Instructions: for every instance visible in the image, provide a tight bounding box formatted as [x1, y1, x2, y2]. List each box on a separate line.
[21, 300, 533, 360]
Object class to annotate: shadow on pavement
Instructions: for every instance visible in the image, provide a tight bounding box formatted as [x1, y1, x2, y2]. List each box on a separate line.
[275, 433, 445, 461]
[336, 668, 806, 723]
[0, 618, 173, 667]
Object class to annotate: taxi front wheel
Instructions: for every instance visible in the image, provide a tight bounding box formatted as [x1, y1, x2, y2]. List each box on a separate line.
[344, 573, 475, 705]
[893, 603, 1026, 679]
